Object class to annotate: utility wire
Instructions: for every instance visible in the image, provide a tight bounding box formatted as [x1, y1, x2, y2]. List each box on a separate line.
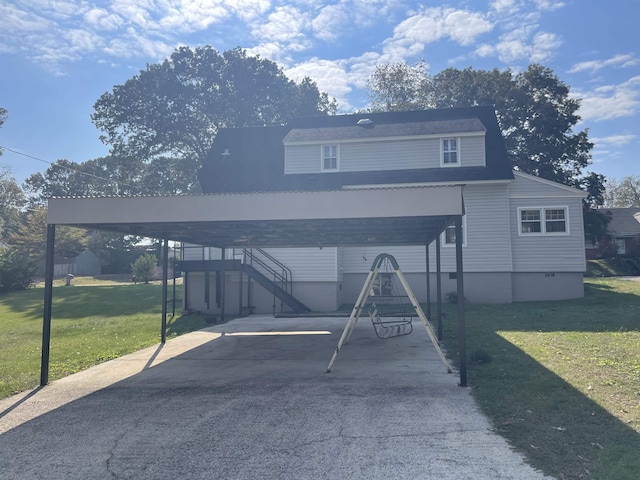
[0, 144, 140, 193]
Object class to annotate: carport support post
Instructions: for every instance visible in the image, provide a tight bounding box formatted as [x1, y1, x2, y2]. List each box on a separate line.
[425, 243, 431, 322]
[436, 235, 443, 341]
[161, 238, 169, 344]
[455, 216, 467, 387]
[40, 224, 56, 386]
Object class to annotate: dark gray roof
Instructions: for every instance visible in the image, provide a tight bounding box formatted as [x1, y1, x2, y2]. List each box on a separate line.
[600, 208, 640, 235]
[199, 106, 513, 194]
[283, 118, 486, 143]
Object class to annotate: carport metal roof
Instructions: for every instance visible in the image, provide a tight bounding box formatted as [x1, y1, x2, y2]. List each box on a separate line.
[47, 185, 465, 247]
[42, 185, 468, 386]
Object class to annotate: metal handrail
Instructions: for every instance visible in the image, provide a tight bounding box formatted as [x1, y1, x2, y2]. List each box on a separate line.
[243, 249, 293, 313]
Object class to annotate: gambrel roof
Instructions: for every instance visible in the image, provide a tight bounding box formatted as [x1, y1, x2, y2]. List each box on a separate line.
[198, 106, 513, 194]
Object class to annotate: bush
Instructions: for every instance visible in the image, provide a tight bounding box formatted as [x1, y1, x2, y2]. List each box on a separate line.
[131, 253, 157, 284]
[0, 247, 37, 292]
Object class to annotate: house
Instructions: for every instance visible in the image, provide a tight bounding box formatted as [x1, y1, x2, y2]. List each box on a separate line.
[177, 106, 587, 314]
[597, 207, 640, 257]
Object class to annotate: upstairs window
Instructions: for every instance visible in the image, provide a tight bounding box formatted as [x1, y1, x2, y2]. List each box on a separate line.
[441, 138, 459, 166]
[321, 144, 339, 171]
[519, 207, 568, 235]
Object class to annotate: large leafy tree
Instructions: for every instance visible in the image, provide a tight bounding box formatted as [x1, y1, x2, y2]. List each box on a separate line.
[9, 208, 88, 262]
[366, 62, 608, 238]
[0, 165, 26, 240]
[92, 46, 336, 193]
[603, 176, 640, 207]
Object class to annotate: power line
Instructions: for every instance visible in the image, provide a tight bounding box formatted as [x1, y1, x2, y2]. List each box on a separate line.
[0, 144, 140, 193]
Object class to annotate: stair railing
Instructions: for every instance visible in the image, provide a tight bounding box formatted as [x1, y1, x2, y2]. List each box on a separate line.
[243, 248, 293, 314]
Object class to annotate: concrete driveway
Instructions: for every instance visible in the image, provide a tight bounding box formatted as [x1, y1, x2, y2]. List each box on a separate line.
[0, 316, 550, 479]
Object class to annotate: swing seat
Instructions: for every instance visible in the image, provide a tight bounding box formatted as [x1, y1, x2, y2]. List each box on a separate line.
[369, 304, 413, 339]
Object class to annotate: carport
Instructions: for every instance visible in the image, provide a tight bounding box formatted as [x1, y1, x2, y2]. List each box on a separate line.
[42, 185, 467, 385]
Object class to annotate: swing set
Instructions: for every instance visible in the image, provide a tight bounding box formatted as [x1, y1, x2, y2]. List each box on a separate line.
[326, 253, 452, 374]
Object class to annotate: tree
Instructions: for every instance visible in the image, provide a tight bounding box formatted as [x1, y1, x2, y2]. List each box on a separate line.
[0, 107, 7, 157]
[0, 246, 37, 292]
[0, 166, 26, 240]
[366, 61, 432, 112]
[131, 253, 157, 283]
[92, 46, 337, 193]
[366, 62, 607, 239]
[8, 208, 88, 262]
[603, 176, 640, 207]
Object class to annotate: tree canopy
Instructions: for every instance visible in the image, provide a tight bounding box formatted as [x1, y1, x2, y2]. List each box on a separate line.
[366, 62, 608, 238]
[91, 46, 336, 193]
[603, 176, 640, 208]
[0, 166, 26, 240]
[367, 63, 594, 188]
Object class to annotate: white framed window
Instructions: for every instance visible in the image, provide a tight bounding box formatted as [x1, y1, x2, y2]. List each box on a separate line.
[441, 138, 459, 166]
[321, 144, 339, 171]
[443, 215, 467, 247]
[518, 207, 569, 236]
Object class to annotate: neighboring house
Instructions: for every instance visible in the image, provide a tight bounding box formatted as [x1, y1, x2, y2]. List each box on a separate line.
[594, 207, 640, 257]
[53, 249, 102, 277]
[178, 106, 587, 314]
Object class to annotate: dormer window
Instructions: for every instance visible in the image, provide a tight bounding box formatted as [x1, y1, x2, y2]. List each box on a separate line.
[321, 144, 339, 171]
[441, 138, 459, 166]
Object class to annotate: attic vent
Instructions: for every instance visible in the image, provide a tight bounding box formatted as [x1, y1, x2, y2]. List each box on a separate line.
[357, 118, 373, 126]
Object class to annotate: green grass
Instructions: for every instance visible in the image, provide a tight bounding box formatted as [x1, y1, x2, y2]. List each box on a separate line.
[440, 278, 640, 480]
[0, 280, 208, 399]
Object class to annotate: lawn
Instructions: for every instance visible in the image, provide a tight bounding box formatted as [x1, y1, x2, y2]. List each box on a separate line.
[440, 277, 640, 480]
[0, 280, 206, 399]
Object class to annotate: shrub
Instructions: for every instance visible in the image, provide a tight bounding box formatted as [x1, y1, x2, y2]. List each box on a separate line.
[0, 247, 37, 292]
[131, 253, 157, 284]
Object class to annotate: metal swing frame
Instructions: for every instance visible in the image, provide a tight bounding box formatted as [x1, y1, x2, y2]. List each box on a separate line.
[326, 253, 452, 374]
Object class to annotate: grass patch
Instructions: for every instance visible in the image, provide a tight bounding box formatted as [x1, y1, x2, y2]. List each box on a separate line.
[586, 258, 634, 277]
[0, 279, 208, 400]
[439, 277, 640, 480]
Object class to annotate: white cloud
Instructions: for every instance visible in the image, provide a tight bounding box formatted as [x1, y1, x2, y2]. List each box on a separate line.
[84, 8, 124, 31]
[225, 0, 272, 22]
[311, 4, 349, 42]
[397, 8, 492, 45]
[286, 58, 352, 104]
[569, 54, 639, 74]
[103, 27, 174, 60]
[592, 134, 636, 147]
[533, 0, 565, 11]
[577, 76, 640, 121]
[476, 28, 560, 63]
[251, 6, 309, 44]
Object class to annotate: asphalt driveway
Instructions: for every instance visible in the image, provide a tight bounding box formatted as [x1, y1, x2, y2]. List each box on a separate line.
[0, 315, 551, 479]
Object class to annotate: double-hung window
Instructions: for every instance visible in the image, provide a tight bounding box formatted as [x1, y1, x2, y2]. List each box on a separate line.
[518, 207, 568, 235]
[321, 144, 339, 171]
[443, 215, 466, 246]
[441, 138, 459, 166]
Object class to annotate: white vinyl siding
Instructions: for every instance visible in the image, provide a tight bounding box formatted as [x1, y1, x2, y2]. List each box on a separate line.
[260, 247, 339, 281]
[509, 173, 586, 272]
[461, 135, 486, 166]
[284, 134, 486, 173]
[342, 184, 512, 273]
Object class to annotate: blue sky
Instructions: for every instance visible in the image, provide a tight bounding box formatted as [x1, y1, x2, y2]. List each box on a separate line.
[0, 0, 639, 185]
